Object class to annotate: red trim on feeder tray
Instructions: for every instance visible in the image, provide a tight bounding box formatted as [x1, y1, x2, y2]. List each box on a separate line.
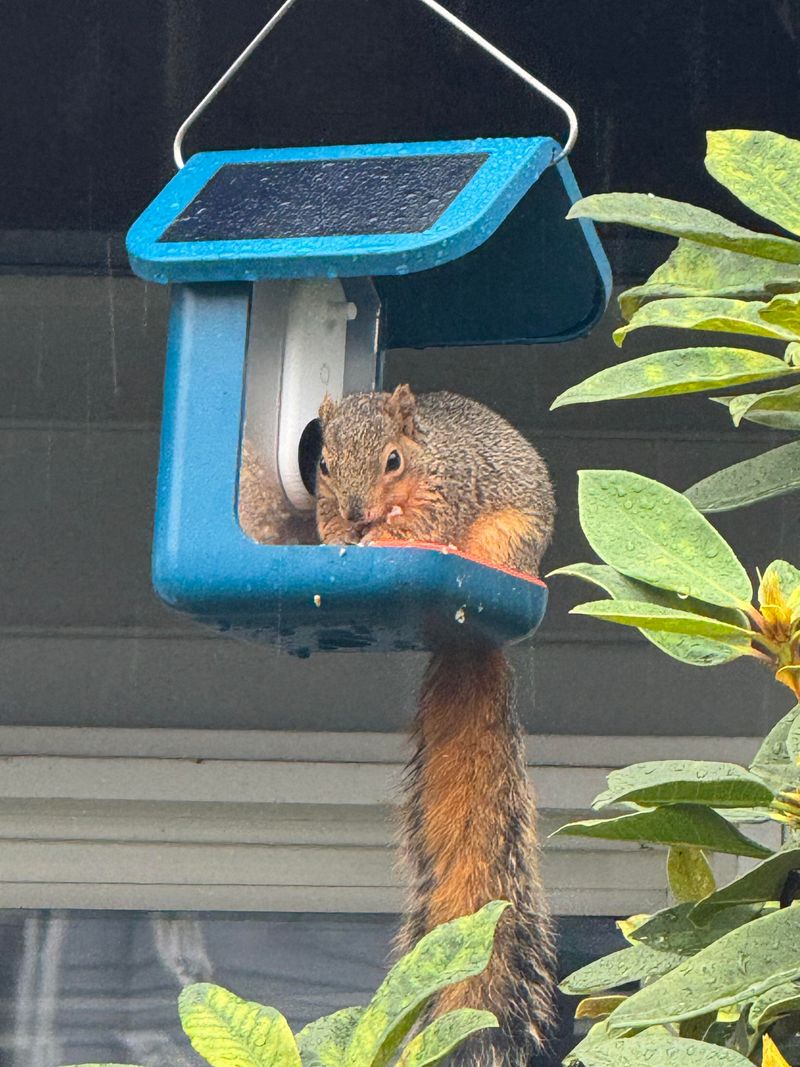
[366, 540, 547, 587]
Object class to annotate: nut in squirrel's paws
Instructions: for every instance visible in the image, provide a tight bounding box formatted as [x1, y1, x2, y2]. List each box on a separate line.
[359, 507, 405, 546]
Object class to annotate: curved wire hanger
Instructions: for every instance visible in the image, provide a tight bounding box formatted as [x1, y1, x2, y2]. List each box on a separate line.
[172, 0, 578, 169]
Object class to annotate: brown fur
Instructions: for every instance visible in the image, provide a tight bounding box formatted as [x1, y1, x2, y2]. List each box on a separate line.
[316, 386, 557, 1066]
[238, 442, 316, 545]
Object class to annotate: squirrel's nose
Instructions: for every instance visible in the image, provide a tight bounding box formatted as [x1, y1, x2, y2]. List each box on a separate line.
[345, 502, 365, 524]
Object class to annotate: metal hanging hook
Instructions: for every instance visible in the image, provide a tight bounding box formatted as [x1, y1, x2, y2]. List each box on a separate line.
[172, 0, 579, 169]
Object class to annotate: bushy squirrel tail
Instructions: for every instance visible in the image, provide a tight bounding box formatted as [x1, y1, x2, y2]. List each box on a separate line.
[398, 640, 557, 1066]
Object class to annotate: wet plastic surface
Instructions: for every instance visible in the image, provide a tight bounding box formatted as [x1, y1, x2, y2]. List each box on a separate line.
[127, 138, 556, 283]
[155, 284, 547, 652]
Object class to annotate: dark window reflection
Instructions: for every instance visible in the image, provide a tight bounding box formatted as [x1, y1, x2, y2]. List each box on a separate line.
[0, 911, 618, 1066]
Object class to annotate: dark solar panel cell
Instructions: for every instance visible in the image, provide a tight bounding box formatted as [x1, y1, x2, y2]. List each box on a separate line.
[158, 153, 488, 242]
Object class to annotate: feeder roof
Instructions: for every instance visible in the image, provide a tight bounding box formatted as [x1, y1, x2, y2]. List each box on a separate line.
[127, 137, 557, 283]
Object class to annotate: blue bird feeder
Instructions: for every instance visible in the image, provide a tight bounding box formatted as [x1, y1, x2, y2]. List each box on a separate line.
[127, 0, 610, 655]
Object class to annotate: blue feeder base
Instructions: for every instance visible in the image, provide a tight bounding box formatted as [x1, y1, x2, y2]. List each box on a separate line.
[154, 284, 547, 654]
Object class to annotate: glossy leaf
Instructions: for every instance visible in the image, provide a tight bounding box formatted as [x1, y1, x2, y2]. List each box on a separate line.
[551, 563, 748, 666]
[551, 347, 796, 408]
[575, 1033, 754, 1066]
[552, 804, 771, 858]
[668, 847, 716, 902]
[345, 900, 508, 1067]
[705, 130, 800, 237]
[761, 1034, 793, 1067]
[751, 706, 800, 776]
[714, 384, 800, 430]
[631, 901, 762, 955]
[395, 1009, 498, 1067]
[179, 984, 300, 1067]
[685, 441, 800, 512]
[568, 194, 800, 264]
[618, 240, 800, 320]
[571, 600, 753, 653]
[576, 996, 628, 1020]
[296, 1008, 364, 1067]
[750, 708, 800, 793]
[607, 906, 800, 1032]
[760, 293, 800, 334]
[616, 913, 651, 944]
[559, 944, 685, 996]
[562, 1020, 618, 1066]
[578, 470, 752, 608]
[749, 983, 800, 1034]
[593, 760, 774, 810]
[613, 297, 798, 346]
[691, 848, 800, 923]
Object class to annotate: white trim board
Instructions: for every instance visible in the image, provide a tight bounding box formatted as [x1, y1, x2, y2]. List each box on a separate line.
[0, 728, 776, 914]
[0, 726, 763, 765]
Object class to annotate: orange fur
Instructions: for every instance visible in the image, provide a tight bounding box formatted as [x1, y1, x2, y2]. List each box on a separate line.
[403, 643, 555, 1059]
[462, 508, 540, 570]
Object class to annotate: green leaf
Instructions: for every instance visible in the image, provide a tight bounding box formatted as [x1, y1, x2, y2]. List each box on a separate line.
[749, 982, 800, 1033]
[613, 297, 798, 346]
[562, 1020, 618, 1065]
[607, 905, 800, 1032]
[685, 441, 800, 512]
[706, 130, 800, 237]
[668, 847, 716, 902]
[178, 984, 301, 1067]
[296, 1008, 364, 1067]
[571, 600, 753, 654]
[751, 707, 800, 793]
[593, 761, 774, 810]
[559, 944, 685, 996]
[395, 1009, 498, 1067]
[787, 717, 800, 765]
[631, 901, 762, 955]
[578, 470, 752, 608]
[574, 1033, 754, 1066]
[553, 804, 772, 859]
[760, 293, 800, 334]
[618, 240, 800, 320]
[568, 193, 800, 264]
[550, 563, 748, 666]
[576, 996, 628, 1020]
[345, 900, 508, 1067]
[714, 384, 800, 430]
[551, 347, 796, 409]
[691, 848, 800, 923]
[753, 706, 800, 770]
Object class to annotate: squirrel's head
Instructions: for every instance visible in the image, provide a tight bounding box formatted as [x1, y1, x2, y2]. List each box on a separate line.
[316, 384, 422, 541]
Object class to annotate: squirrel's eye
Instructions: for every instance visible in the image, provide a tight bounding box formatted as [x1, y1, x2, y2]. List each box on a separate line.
[319, 456, 330, 477]
[385, 450, 402, 473]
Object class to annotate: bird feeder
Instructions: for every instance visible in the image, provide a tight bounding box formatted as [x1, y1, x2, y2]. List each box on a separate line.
[126, 0, 611, 656]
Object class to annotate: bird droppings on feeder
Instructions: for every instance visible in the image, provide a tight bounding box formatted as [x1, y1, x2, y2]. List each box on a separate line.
[455, 606, 466, 624]
[313, 594, 322, 607]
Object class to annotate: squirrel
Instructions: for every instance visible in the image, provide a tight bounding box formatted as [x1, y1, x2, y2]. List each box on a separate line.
[316, 384, 557, 1067]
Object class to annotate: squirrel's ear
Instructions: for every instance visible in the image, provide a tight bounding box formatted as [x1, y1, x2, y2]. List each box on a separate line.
[319, 393, 336, 424]
[385, 383, 418, 438]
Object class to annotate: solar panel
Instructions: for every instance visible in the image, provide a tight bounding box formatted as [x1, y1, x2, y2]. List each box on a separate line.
[126, 138, 557, 282]
[159, 154, 488, 243]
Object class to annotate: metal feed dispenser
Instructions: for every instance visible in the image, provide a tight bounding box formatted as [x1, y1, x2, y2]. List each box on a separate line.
[127, 0, 611, 656]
